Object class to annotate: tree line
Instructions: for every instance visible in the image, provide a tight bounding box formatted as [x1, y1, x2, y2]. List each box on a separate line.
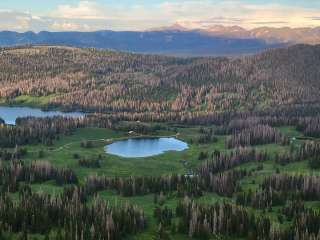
[0, 160, 77, 192]
[174, 196, 320, 240]
[0, 186, 145, 240]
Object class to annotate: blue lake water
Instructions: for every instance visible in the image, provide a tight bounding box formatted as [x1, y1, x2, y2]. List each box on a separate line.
[0, 106, 84, 125]
[105, 137, 188, 158]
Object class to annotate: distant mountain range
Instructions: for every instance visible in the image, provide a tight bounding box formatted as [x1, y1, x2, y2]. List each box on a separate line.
[152, 23, 320, 44]
[0, 25, 319, 56]
[195, 25, 320, 45]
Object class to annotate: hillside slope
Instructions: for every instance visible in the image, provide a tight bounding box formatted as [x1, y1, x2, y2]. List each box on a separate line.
[0, 44, 319, 113]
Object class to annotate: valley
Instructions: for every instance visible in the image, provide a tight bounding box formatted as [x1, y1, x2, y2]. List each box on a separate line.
[0, 45, 320, 239]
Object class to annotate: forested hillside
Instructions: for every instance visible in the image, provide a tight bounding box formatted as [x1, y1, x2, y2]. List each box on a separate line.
[0, 44, 319, 114]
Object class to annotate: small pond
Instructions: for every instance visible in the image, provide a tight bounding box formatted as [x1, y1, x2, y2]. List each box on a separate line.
[0, 106, 84, 125]
[105, 137, 188, 158]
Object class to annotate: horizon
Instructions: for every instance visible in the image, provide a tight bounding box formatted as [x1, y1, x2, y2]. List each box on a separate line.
[0, 0, 320, 32]
[1, 23, 320, 34]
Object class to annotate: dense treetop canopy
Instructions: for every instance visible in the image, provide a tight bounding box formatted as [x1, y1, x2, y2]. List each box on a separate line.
[0, 44, 319, 113]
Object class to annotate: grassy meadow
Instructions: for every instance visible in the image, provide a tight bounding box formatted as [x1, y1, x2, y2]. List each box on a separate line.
[6, 122, 319, 240]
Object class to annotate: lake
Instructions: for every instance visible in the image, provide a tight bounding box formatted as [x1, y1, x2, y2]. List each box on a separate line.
[105, 137, 188, 158]
[0, 106, 84, 125]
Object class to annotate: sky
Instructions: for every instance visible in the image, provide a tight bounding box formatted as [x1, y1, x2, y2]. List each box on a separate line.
[0, 0, 320, 32]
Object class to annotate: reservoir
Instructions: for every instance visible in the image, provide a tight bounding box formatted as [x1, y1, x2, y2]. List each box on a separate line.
[0, 106, 84, 125]
[105, 137, 188, 158]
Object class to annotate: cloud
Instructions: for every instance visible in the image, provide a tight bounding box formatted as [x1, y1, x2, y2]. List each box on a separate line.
[163, 1, 320, 29]
[0, 10, 48, 31]
[0, 0, 319, 32]
[249, 21, 290, 25]
[308, 17, 320, 21]
[52, 1, 109, 20]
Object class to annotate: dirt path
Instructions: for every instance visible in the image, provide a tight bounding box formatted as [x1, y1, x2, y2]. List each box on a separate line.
[27, 138, 111, 153]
